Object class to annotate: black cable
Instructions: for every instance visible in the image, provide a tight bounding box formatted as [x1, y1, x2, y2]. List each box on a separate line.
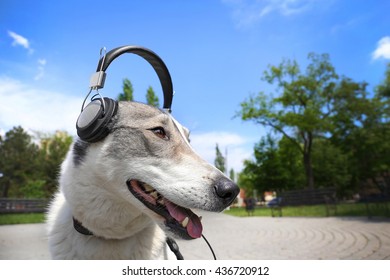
[166, 237, 184, 260]
[166, 234, 217, 260]
[202, 234, 217, 260]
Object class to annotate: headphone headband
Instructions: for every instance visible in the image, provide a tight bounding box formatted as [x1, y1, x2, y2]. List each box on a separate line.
[77, 45, 173, 143]
[94, 45, 173, 112]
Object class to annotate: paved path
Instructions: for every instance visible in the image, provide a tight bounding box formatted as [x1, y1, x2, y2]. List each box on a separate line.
[1, 212, 390, 260]
[177, 212, 390, 260]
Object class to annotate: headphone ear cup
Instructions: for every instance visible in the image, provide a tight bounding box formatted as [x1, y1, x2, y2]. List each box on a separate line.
[76, 97, 118, 142]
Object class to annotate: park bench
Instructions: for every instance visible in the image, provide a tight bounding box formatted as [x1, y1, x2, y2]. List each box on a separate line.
[269, 187, 338, 217]
[244, 197, 256, 216]
[0, 198, 48, 214]
[268, 197, 283, 217]
[360, 193, 390, 219]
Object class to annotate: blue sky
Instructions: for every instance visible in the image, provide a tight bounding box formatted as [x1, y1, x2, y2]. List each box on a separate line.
[1, 0, 390, 172]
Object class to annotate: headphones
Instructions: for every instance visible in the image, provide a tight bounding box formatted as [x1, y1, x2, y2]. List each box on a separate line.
[76, 45, 174, 143]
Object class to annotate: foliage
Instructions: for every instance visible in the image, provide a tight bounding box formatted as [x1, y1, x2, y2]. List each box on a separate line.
[146, 86, 160, 107]
[329, 64, 390, 196]
[277, 136, 305, 189]
[238, 134, 305, 194]
[0, 126, 40, 197]
[229, 168, 235, 182]
[118, 78, 160, 107]
[18, 179, 46, 198]
[311, 139, 350, 190]
[0, 127, 72, 198]
[237, 170, 256, 196]
[214, 144, 226, 173]
[38, 131, 73, 197]
[237, 53, 388, 197]
[243, 135, 283, 193]
[118, 78, 134, 101]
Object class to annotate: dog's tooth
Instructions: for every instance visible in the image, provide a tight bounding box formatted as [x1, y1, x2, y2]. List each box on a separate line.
[144, 184, 154, 192]
[150, 192, 158, 199]
[181, 217, 189, 228]
[199, 216, 202, 221]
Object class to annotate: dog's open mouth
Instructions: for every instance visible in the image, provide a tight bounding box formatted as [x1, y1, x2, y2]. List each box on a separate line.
[126, 179, 202, 240]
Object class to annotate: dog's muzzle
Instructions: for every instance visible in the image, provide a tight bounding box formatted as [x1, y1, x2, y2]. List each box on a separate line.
[126, 180, 202, 239]
[126, 178, 239, 240]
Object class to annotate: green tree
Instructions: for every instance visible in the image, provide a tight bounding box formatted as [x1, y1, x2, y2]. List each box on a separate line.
[339, 64, 390, 194]
[38, 131, 73, 197]
[0, 126, 39, 197]
[311, 139, 350, 191]
[229, 168, 235, 182]
[214, 144, 226, 173]
[325, 65, 390, 195]
[237, 168, 256, 195]
[118, 78, 134, 101]
[19, 179, 46, 198]
[239, 134, 290, 194]
[372, 63, 390, 189]
[146, 86, 160, 107]
[238, 53, 366, 190]
[277, 136, 305, 190]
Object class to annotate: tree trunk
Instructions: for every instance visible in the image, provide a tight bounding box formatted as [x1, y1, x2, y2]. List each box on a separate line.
[1, 181, 10, 197]
[303, 152, 314, 190]
[303, 132, 314, 190]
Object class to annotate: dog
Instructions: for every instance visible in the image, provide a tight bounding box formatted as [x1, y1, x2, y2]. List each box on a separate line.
[46, 101, 239, 259]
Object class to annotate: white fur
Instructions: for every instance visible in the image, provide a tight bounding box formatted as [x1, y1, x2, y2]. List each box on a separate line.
[47, 151, 169, 259]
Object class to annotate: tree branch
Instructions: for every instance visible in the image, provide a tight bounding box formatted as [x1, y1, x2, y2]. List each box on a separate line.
[258, 119, 304, 154]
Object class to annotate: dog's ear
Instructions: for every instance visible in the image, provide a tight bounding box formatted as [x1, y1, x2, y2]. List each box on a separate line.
[76, 97, 118, 143]
[182, 126, 191, 142]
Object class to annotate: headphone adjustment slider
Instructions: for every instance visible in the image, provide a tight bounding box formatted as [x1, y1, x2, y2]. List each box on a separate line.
[90, 71, 106, 89]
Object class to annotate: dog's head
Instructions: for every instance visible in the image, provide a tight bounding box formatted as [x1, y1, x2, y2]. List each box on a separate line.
[65, 101, 239, 240]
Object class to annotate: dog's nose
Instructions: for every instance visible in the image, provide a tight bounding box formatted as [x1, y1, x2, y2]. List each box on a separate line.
[214, 178, 240, 205]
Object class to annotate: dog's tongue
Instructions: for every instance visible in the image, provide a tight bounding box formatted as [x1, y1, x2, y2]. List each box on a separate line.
[165, 200, 202, 239]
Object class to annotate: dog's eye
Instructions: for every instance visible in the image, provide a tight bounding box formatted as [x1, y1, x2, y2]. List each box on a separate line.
[149, 127, 168, 140]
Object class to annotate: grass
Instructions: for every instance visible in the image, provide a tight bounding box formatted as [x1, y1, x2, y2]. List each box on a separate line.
[0, 202, 388, 225]
[225, 202, 390, 218]
[0, 213, 45, 225]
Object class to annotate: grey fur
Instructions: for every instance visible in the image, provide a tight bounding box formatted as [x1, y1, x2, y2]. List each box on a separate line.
[72, 140, 90, 166]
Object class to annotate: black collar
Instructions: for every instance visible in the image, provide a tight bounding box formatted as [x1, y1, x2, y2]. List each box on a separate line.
[73, 217, 94, 236]
[72, 217, 184, 260]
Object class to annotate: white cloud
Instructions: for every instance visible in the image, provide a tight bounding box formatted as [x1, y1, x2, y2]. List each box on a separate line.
[37, 59, 47, 66]
[34, 59, 47, 81]
[190, 131, 252, 172]
[7, 30, 34, 54]
[330, 17, 362, 35]
[372, 36, 390, 60]
[223, 0, 318, 28]
[0, 77, 82, 135]
[263, 0, 311, 16]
